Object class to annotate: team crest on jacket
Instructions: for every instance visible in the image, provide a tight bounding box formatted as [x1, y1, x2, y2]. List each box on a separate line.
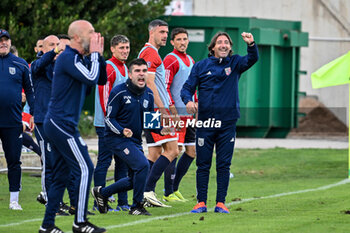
[198, 138, 204, 147]
[123, 148, 130, 155]
[9, 67, 16, 75]
[143, 99, 149, 108]
[225, 67, 231, 76]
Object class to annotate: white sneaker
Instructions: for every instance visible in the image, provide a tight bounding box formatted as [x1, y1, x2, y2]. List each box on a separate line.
[9, 201, 22, 210]
[143, 191, 171, 207]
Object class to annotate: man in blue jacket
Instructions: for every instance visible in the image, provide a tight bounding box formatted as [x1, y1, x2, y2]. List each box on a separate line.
[181, 31, 259, 214]
[92, 58, 169, 216]
[31, 35, 69, 213]
[39, 20, 107, 233]
[0, 29, 35, 211]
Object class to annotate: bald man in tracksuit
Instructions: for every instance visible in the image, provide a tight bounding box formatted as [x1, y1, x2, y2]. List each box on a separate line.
[39, 20, 106, 233]
[181, 31, 259, 214]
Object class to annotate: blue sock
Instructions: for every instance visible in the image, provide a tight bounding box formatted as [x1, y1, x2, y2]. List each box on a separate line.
[145, 155, 170, 192]
[164, 158, 177, 196]
[173, 152, 194, 191]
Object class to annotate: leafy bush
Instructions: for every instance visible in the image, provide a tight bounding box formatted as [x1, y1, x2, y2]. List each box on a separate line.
[78, 111, 96, 138]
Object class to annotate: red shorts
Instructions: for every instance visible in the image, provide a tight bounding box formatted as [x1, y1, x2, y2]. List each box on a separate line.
[177, 116, 196, 146]
[144, 130, 178, 147]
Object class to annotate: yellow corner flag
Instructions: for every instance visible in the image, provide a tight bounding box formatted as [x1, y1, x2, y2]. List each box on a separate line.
[311, 51, 350, 89]
[311, 51, 350, 178]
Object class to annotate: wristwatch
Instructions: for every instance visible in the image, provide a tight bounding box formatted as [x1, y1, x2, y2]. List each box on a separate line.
[248, 41, 255, 46]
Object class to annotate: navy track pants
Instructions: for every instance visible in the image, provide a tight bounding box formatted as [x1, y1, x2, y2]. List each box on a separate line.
[0, 126, 22, 192]
[102, 137, 149, 207]
[42, 118, 93, 227]
[195, 121, 236, 204]
[93, 127, 128, 205]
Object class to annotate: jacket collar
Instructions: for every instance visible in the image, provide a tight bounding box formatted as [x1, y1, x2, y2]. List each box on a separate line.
[209, 55, 231, 64]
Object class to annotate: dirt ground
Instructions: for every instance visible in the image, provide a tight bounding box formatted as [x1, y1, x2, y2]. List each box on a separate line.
[288, 97, 348, 137]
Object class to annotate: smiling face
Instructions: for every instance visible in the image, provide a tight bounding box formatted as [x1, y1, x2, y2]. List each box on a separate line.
[171, 33, 188, 53]
[111, 42, 130, 62]
[212, 35, 232, 58]
[0, 37, 11, 56]
[129, 64, 148, 88]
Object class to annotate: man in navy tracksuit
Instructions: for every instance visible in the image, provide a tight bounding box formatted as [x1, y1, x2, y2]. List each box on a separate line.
[0, 29, 35, 211]
[39, 20, 107, 233]
[31, 35, 74, 214]
[181, 31, 259, 213]
[92, 58, 169, 216]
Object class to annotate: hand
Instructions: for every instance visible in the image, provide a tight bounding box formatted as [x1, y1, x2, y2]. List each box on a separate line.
[160, 108, 170, 126]
[29, 116, 34, 132]
[160, 127, 171, 135]
[123, 128, 133, 138]
[99, 35, 104, 56]
[54, 42, 67, 59]
[241, 32, 254, 45]
[186, 101, 197, 115]
[21, 92, 26, 103]
[172, 114, 182, 130]
[169, 105, 182, 130]
[22, 122, 26, 132]
[89, 32, 104, 55]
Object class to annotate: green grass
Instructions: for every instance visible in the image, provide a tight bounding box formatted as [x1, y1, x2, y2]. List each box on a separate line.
[1, 148, 349, 233]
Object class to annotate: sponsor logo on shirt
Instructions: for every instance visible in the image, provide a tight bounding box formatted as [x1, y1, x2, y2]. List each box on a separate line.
[124, 96, 131, 104]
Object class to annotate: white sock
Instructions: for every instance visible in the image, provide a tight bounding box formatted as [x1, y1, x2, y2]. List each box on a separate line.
[10, 191, 19, 203]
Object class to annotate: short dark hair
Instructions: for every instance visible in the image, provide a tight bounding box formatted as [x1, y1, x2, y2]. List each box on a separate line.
[148, 19, 168, 31]
[57, 34, 70, 40]
[170, 27, 188, 40]
[208, 32, 233, 57]
[110, 34, 129, 47]
[128, 58, 148, 72]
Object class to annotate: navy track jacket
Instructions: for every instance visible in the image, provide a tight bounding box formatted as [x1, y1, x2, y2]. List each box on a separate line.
[105, 82, 158, 145]
[0, 52, 34, 127]
[46, 46, 107, 127]
[181, 44, 259, 122]
[31, 50, 56, 124]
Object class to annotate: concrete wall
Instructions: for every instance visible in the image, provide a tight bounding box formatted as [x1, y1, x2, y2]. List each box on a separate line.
[193, 0, 350, 125]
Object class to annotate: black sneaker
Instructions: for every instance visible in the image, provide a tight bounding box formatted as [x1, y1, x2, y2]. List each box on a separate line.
[57, 203, 70, 216]
[56, 209, 70, 216]
[60, 202, 70, 212]
[91, 186, 108, 214]
[129, 203, 151, 216]
[37, 192, 47, 205]
[69, 206, 95, 215]
[72, 221, 106, 233]
[39, 225, 64, 233]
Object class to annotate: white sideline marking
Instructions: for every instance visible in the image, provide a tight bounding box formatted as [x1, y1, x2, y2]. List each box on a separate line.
[1, 179, 349, 229]
[0, 218, 43, 227]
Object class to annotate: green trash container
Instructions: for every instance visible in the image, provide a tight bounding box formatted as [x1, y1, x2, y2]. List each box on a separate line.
[159, 16, 308, 138]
